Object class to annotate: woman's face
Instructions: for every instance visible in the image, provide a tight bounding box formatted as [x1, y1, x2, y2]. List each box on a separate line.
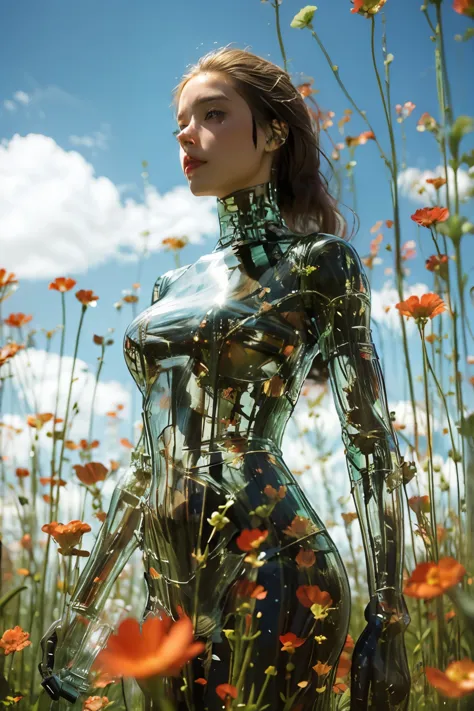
[175, 72, 274, 199]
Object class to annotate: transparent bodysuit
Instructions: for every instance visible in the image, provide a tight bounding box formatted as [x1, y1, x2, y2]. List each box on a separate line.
[39, 181, 410, 710]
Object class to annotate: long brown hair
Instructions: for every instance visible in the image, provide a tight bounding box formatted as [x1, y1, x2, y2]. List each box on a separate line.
[171, 46, 353, 240]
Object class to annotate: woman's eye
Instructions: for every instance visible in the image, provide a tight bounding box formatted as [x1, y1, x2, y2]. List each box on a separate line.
[173, 109, 224, 138]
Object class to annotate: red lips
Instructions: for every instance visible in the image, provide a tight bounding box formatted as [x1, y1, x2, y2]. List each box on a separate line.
[183, 155, 206, 173]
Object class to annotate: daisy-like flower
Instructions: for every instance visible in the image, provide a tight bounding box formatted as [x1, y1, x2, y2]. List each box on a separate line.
[49, 277, 77, 292]
[395, 293, 446, 324]
[76, 289, 99, 306]
[403, 557, 466, 599]
[0, 626, 32, 655]
[92, 615, 204, 680]
[426, 658, 474, 698]
[41, 520, 92, 557]
[411, 206, 449, 227]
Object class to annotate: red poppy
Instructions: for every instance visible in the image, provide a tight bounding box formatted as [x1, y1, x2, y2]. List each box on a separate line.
[76, 290, 99, 306]
[236, 528, 269, 551]
[426, 658, 474, 698]
[395, 293, 446, 323]
[49, 277, 77, 292]
[404, 557, 466, 599]
[411, 206, 449, 227]
[280, 632, 307, 653]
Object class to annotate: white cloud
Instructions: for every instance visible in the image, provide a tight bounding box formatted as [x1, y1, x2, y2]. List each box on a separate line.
[0, 133, 217, 278]
[69, 123, 112, 152]
[3, 99, 16, 112]
[13, 90, 31, 106]
[398, 164, 474, 205]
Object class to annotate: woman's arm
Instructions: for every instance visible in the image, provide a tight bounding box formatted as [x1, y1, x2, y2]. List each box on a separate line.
[300, 234, 407, 619]
[39, 444, 152, 702]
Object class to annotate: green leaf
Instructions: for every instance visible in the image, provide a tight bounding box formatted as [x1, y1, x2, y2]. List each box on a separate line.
[449, 115, 474, 157]
[290, 5, 317, 29]
[18, 496, 29, 506]
[460, 148, 474, 168]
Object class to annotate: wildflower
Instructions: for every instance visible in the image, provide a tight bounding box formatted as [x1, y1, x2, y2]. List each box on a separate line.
[76, 290, 99, 306]
[27, 413, 54, 429]
[120, 438, 134, 449]
[82, 696, 110, 711]
[290, 6, 318, 29]
[395, 101, 416, 122]
[417, 113, 438, 133]
[20, 534, 32, 550]
[39, 477, 67, 487]
[351, 0, 387, 15]
[426, 177, 447, 190]
[0, 269, 18, 288]
[236, 528, 269, 551]
[4, 313, 32, 328]
[280, 632, 307, 653]
[263, 484, 287, 500]
[123, 294, 138, 304]
[296, 80, 317, 98]
[312, 661, 332, 693]
[162, 237, 188, 250]
[283, 515, 317, 539]
[404, 557, 466, 599]
[79, 439, 100, 451]
[207, 511, 231, 531]
[93, 615, 204, 679]
[336, 651, 352, 679]
[216, 684, 238, 701]
[95, 512, 107, 523]
[296, 585, 335, 620]
[426, 658, 474, 698]
[346, 131, 375, 147]
[0, 626, 32, 655]
[235, 580, 268, 600]
[295, 548, 316, 568]
[0, 342, 25, 367]
[341, 512, 358, 525]
[49, 277, 77, 292]
[408, 495, 431, 515]
[41, 520, 92, 557]
[195, 678, 207, 685]
[73, 462, 108, 486]
[411, 206, 449, 227]
[425, 254, 449, 279]
[395, 293, 446, 324]
[15, 468, 30, 478]
[16, 568, 30, 576]
[453, 0, 474, 18]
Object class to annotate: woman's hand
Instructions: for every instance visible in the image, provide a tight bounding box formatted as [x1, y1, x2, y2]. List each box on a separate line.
[350, 594, 411, 711]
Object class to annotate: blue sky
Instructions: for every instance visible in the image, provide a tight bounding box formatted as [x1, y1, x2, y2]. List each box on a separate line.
[1, 0, 473, 446]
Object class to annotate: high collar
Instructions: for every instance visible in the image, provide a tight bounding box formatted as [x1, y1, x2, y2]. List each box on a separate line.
[214, 180, 286, 251]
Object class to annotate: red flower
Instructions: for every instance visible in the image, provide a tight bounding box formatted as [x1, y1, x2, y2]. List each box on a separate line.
[15, 468, 30, 478]
[76, 290, 99, 306]
[404, 557, 466, 599]
[216, 684, 238, 701]
[49, 277, 77, 292]
[236, 528, 269, 551]
[351, 0, 387, 15]
[0, 626, 32, 655]
[280, 632, 307, 653]
[453, 0, 474, 18]
[395, 293, 446, 323]
[0, 269, 18, 288]
[41, 520, 91, 557]
[73, 462, 108, 486]
[4, 313, 32, 328]
[426, 658, 474, 698]
[411, 206, 449, 227]
[0, 342, 25, 367]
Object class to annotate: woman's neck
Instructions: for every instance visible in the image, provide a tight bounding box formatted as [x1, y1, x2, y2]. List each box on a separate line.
[214, 180, 287, 251]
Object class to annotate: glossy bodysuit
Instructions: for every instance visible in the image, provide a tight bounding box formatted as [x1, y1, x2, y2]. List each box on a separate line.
[39, 181, 410, 710]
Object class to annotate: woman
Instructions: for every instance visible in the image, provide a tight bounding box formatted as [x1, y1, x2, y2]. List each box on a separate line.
[39, 47, 411, 711]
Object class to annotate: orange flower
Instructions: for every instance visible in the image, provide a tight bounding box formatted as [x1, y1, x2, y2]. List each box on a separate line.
[395, 293, 446, 323]
[92, 614, 204, 680]
[4, 313, 32, 328]
[0, 269, 18, 288]
[39, 477, 67, 487]
[27, 412, 54, 429]
[263, 484, 287, 500]
[411, 206, 449, 227]
[404, 557, 466, 599]
[351, 0, 387, 14]
[296, 81, 316, 98]
[73, 462, 108, 486]
[344, 634, 355, 651]
[235, 580, 268, 600]
[95, 512, 107, 523]
[280, 632, 307, 653]
[15, 468, 30, 478]
[425, 254, 449, 277]
[162, 237, 188, 251]
[341, 512, 358, 525]
[0, 342, 25, 367]
[453, 0, 474, 18]
[79, 439, 100, 451]
[76, 290, 99, 306]
[216, 684, 238, 701]
[283, 515, 317, 539]
[195, 678, 207, 685]
[0, 626, 32, 655]
[83, 696, 109, 711]
[408, 495, 431, 515]
[426, 658, 474, 698]
[336, 651, 352, 679]
[313, 661, 332, 676]
[41, 520, 91, 557]
[295, 548, 316, 568]
[296, 585, 334, 620]
[426, 177, 447, 190]
[20, 534, 32, 550]
[49, 277, 77, 292]
[236, 528, 269, 551]
[120, 438, 134, 449]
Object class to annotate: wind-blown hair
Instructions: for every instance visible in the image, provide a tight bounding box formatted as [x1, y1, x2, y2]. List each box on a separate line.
[171, 45, 354, 240]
